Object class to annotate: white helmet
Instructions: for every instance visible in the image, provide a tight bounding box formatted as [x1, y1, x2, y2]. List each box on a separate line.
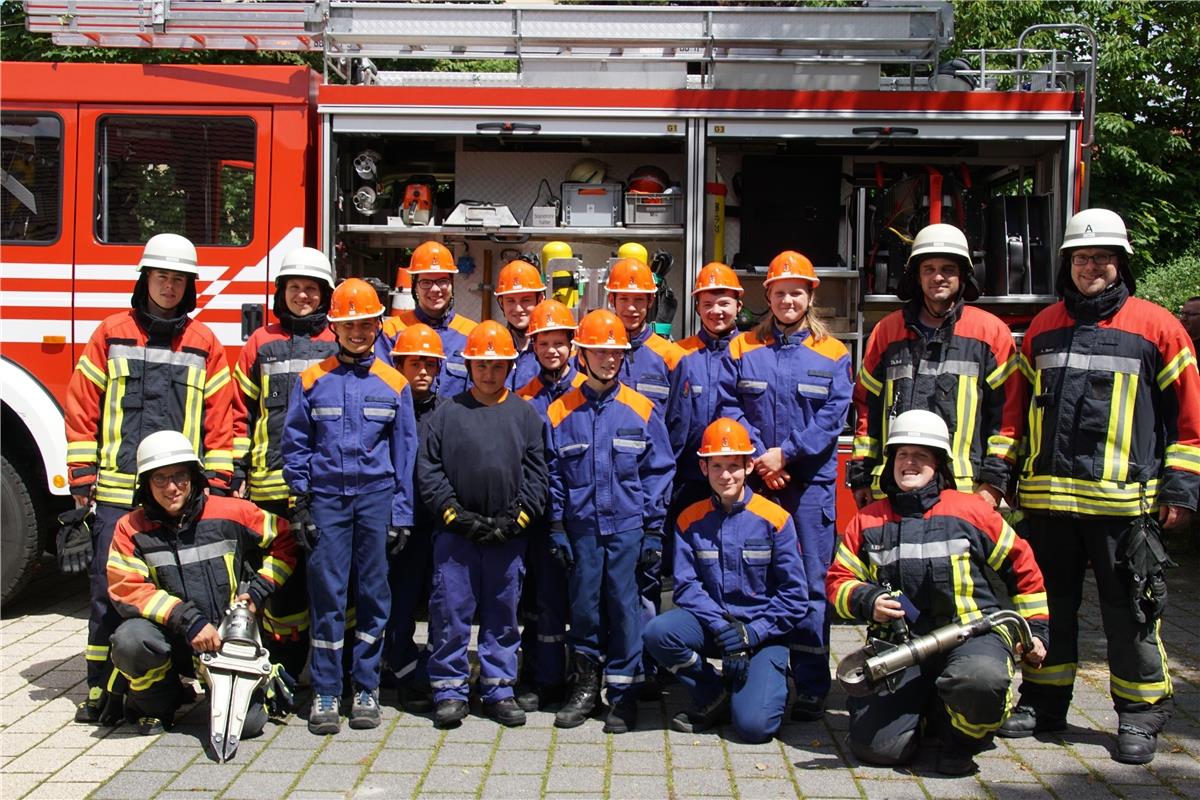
[277, 247, 335, 290]
[899, 223, 979, 302]
[136, 430, 201, 478]
[1059, 208, 1133, 255]
[886, 410, 952, 458]
[566, 158, 608, 184]
[138, 233, 199, 276]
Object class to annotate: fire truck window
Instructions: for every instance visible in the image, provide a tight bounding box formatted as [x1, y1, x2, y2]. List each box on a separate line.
[95, 115, 256, 246]
[1, 113, 62, 244]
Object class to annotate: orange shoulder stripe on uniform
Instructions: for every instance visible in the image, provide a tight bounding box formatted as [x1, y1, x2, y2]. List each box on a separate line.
[449, 315, 478, 335]
[300, 355, 340, 391]
[616, 384, 655, 422]
[729, 330, 771, 360]
[369, 359, 411, 396]
[382, 315, 408, 338]
[516, 377, 545, 401]
[675, 335, 704, 356]
[645, 333, 686, 369]
[676, 498, 716, 534]
[746, 493, 793, 532]
[804, 334, 849, 361]
[547, 387, 588, 428]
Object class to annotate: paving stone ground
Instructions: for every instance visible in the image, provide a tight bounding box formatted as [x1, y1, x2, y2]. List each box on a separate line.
[3, 536, 1199, 799]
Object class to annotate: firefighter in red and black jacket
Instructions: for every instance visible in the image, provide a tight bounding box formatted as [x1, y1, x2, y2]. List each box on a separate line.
[107, 431, 296, 735]
[828, 410, 1048, 777]
[1000, 209, 1200, 765]
[232, 246, 338, 678]
[65, 233, 236, 724]
[848, 224, 1025, 509]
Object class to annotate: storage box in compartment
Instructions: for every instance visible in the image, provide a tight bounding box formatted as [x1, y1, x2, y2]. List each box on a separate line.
[561, 182, 623, 227]
[624, 191, 684, 226]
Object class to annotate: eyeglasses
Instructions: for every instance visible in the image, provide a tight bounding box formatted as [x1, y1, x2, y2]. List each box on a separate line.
[149, 470, 192, 489]
[416, 278, 452, 291]
[1070, 253, 1117, 267]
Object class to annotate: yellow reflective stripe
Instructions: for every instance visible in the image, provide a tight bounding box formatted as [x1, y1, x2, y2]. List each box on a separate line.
[261, 556, 292, 586]
[1024, 368, 1044, 474]
[224, 552, 237, 607]
[1013, 591, 1048, 618]
[1110, 674, 1172, 704]
[1017, 352, 1035, 382]
[85, 644, 110, 662]
[857, 364, 882, 396]
[986, 355, 1019, 390]
[107, 550, 150, 578]
[834, 542, 869, 581]
[986, 521, 1017, 572]
[1164, 442, 1200, 473]
[99, 359, 129, 473]
[1018, 476, 1159, 516]
[144, 590, 179, 625]
[951, 375, 978, 485]
[986, 434, 1017, 463]
[125, 658, 172, 692]
[204, 450, 234, 473]
[263, 609, 310, 635]
[259, 513, 279, 548]
[1157, 348, 1196, 390]
[67, 441, 100, 463]
[76, 355, 108, 388]
[233, 436, 252, 461]
[94, 484, 135, 506]
[1022, 661, 1076, 687]
[249, 474, 290, 503]
[182, 367, 204, 452]
[833, 579, 867, 620]
[1102, 371, 1137, 482]
[234, 364, 259, 399]
[346, 605, 357, 629]
[1154, 618, 1173, 699]
[852, 435, 880, 460]
[881, 380, 895, 446]
[950, 551, 981, 622]
[204, 366, 232, 399]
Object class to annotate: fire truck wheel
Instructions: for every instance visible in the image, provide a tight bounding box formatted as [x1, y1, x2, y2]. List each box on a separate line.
[1, 455, 41, 605]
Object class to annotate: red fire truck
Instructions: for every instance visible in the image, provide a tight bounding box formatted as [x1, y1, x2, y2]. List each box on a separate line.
[0, 1, 1095, 601]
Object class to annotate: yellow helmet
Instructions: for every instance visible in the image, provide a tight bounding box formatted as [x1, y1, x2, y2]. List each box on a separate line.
[617, 242, 649, 265]
[541, 241, 574, 265]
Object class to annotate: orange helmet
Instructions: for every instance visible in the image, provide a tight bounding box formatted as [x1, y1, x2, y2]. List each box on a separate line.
[763, 250, 820, 288]
[328, 278, 385, 322]
[527, 299, 577, 337]
[409, 241, 458, 275]
[573, 309, 631, 350]
[692, 262, 744, 296]
[495, 259, 546, 296]
[390, 322, 445, 360]
[394, 265, 413, 290]
[462, 320, 518, 360]
[697, 418, 756, 457]
[605, 257, 657, 295]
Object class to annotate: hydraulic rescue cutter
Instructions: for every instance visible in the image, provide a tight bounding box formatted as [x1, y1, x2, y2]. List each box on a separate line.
[199, 599, 272, 762]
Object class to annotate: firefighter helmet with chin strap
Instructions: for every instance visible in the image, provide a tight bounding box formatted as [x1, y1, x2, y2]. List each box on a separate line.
[136, 430, 201, 478]
[898, 223, 979, 302]
[573, 309, 631, 350]
[697, 417, 756, 457]
[527, 299, 577, 337]
[495, 259, 546, 296]
[328, 278, 385, 322]
[764, 251, 820, 288]
[139, 233, 199, 276]
[1056, 208, 1136, 295]
[277, 247, 335, 290]
[692, 262, 744, 296]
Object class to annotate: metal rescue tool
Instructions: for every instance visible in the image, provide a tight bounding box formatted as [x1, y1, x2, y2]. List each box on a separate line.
[837, 609, 1034, 697]
[199, 598, 272, 762]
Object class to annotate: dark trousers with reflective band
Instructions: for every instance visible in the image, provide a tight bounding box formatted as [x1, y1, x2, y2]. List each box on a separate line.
[254, 500, 310, 680]
[1017, 513, 1173, 731]
[385, 525, 433, 686]
[428, 531, 526, 704]
[644, 608, 790, 743]
[518, 527, 568, 688]
[307, 490, 392, 697]
[762, 481, 836, 700]
[87, 502, 132, 688]
[847, 632, 1014, 766]
[567, 528, 644, 705]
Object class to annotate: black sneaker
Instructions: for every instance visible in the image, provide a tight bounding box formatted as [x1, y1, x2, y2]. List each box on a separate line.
[670, 690, 730, 734]
[434, 699, 469, 729]
[308, 694, 341, 735]
[1115, 724, 1158, 765]
[349, 687, 381, 730]
[790, 694, 825, 722]
[75, 693, 101, 724]
[997, 704, 1066, 739]
[482, 697, 527, 727]
[602, 701, 638, 734]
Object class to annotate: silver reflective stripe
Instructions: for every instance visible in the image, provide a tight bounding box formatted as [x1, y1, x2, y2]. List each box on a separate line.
[667, 652, 699, 673]
[445, 361, 468, 375]
[887, 364, 914, 382]
[108, 344, 206, 372]
[922, 359, 980, 378]
[1035, 352, 1141, 375]
[262, 358, 324, 377]
[613, 438, 646, 451]
[695, 550, 719, 561]
[604, 674, 644, 685]
[636, 382, 669, 398]
[743, 549, 771, 560]
[430, 679, 467, 688]
[313, 407, 341, 418]
[363, 407, 395, 420]
[479, 677, 516, 686]
[559, 442, 589, 456]
[537, 634, 566, 643]
[143, 539, 236, 568]
[797, 382, 829, 396]
[355, 630, 379, 644]
[691, 385, 704, 395]
[311, 639, 343, 651]
[738, 379, 768, 392]
[868, 538, 970, 567]
[393, 661, 417, 679]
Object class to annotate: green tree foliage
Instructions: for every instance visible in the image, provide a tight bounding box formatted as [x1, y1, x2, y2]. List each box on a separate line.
[1136, 250, 1200, 314]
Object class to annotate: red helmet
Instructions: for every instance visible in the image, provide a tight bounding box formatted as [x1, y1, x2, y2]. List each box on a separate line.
[526, 299, 577, 337]
[692, 262, 744, 296]
[390, 323, 445, 360]
[462, 320, 518, 360]
[574, 309, 631, 350]
[764, 250, 820, 288]
[627, 165, 670, 194]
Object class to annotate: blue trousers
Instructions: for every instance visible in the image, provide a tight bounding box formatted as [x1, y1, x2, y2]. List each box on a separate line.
[428, 531, 527, 704]
[385, 525, 432, 685]
[308, 490, 392, 696]
[644, 608, 790, 743]
[567, 528, 644, 704]
[524, 528, 568, 688]
[764, 480, 836, 700]
[87, 502, 131, 688]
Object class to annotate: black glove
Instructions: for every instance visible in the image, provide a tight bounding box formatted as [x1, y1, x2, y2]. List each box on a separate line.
[549, 527, 574, 572]
[494, 504, 532, 539]
[387, 525, 411, 556]
[289, 495, 320, 553]
[442, 503, 496, 541]
[715, 619, 760, 654]
[639, 529, 663, 570]
[722, 650, 749, 688]
[264, 663, 296, 717]
[56, 505, 94, 575]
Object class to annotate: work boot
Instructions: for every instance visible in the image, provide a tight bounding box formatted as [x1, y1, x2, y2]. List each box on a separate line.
[997, 704, 1067, 739]
[1115, 724, 1158, 765]
[936, 737, 979, 776]
[602, 701, 638, 734]
[75, 688, 102, 724]
[516, 683, 567, 713]
[136, 716, 166, 736]
[555, 655, 602, 729]
[482, 697, 527, 727]
[349, 687, 381, 730]
[790, 694, 825, 722]
[398, 683, 434, 714]
[434, 699, 469, 729]
[308, 693, 341, 735]
[670, 690, 730, 734]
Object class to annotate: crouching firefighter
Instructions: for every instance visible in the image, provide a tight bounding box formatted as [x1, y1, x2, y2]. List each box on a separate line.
[826, 410, 1049, 776]
[643, 418, 809, 743]
[106, 431, 297, 738]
